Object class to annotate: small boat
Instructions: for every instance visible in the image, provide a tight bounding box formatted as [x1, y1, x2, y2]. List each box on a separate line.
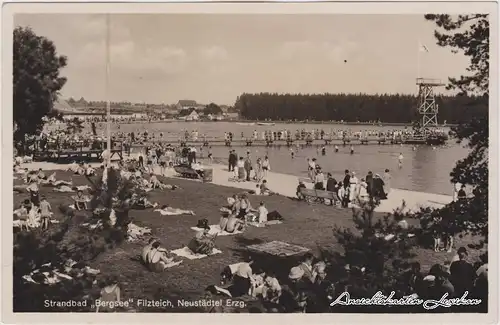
[257, 122, 276, 126]
[236, 122, 256, 126]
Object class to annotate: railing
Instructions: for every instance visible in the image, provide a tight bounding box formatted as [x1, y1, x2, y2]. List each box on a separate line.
[416, 78, 445, 86]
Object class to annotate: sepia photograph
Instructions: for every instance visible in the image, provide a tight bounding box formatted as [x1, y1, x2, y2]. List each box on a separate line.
[2, 1, 497, 321]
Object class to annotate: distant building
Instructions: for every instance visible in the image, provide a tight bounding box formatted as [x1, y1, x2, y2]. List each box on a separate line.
[185, 110, 200, 121]
[176, 100, 198, 112]
[225, 112, 239, 120]
[206, 113, 223, 121]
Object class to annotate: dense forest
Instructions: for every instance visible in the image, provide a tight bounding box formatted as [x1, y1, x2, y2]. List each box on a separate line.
[234, 93, 488, 124]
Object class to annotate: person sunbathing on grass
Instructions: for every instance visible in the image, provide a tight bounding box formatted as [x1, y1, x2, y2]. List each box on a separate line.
[234, 194, 252, 219]
[37, 168, 47, 180]
[141, 238, 159, 262]
[72, 190, 90, 210]
[68, 161, 79, 173]
[219, 213, 246, 234]
[259, 180, 275, 196]
[130, 194, 158, 209]
[148, 173, 179, 191]
[84, 164, 96, 176]
[188, 227, 218, 255]
[39, 173, 73, 187]
[26, 180, 40, 206]
[14, 203, 30, 231]
[149, 173, 162, 189]
[144, 241, 181, 272]
[155, 204, 194, 215]
[24, 171, 38, 184]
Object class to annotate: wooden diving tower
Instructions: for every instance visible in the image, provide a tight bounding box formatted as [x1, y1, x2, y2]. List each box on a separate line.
[416, 78, 445, 129]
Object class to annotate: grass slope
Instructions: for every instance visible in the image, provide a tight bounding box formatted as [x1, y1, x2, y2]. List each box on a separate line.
[13, 170, 481, 312]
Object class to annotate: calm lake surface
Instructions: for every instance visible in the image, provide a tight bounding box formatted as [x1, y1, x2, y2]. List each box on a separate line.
[98, 121, 469, 195]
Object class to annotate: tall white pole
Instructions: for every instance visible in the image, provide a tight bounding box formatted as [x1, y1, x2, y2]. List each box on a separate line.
[105, 14, 111, 167]
[417, 40, 421, 80]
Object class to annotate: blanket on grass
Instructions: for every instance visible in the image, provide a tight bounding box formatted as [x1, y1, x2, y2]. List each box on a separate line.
[171, 246, 222, 260]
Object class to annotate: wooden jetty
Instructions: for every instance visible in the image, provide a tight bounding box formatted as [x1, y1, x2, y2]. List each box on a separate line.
[129, 135, 445, 148]
[31, 140, 124, 162]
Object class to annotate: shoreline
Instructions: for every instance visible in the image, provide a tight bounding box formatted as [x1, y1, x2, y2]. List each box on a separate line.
[18, 157, 452, 214]
[85, 119, 456, 128]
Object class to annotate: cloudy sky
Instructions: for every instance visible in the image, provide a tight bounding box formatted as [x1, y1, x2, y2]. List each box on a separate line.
[15, 14, 471, 105]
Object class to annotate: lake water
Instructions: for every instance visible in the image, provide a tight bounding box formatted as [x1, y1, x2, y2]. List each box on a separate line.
[94, 121, 469, 195]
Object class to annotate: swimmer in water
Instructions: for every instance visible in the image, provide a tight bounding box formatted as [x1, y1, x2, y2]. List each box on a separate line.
[398, 153, 404, 168]
[412, 146, 416, 151]
[334, 145, 339, 153]
[321, 146, 326, 156]
[291, 149, 295, 159]
[350, 146, 354, 155]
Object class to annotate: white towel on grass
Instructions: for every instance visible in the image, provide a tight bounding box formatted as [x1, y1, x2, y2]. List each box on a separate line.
[190, 225, 243, 236]
[154, 208, 194, 216]
[171, 247, 222, 260]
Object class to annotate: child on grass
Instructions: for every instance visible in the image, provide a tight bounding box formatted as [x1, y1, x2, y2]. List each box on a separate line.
[39, 196, 52, 230]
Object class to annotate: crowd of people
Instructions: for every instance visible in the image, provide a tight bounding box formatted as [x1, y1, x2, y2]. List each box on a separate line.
[297, 158, 393, 208]
[200, 247, 488, 313]
[13, 117, 487, 314]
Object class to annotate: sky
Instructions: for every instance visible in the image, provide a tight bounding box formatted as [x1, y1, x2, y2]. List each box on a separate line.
[14, 14, 471, 105]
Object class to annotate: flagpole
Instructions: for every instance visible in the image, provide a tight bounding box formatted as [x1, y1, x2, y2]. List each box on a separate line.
[417, 40, 421, 80]
[105, 14, 111, 168]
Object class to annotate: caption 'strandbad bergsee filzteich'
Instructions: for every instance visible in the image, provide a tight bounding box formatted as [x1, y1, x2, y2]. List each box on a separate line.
[1, 2, 498, 323]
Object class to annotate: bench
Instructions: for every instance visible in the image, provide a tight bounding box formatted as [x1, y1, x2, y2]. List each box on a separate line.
[174, 166, 201, 179]
[299, 187, 339, 205]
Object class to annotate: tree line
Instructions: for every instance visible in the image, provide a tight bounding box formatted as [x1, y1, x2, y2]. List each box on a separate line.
[234, 92, 488, 124]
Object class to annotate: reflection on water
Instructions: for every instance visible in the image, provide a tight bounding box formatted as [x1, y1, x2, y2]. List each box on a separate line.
[111, 122, 468, 195]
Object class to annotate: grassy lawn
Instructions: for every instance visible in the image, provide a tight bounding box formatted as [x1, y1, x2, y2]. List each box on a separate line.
[13, 170, 483, 312]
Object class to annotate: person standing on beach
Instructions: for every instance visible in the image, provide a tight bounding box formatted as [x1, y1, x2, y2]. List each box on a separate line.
[255, 158, 263, 182]
[349, 172, 358, 203]
[244, 155, 253, 182]
[262, 156, 271, 178]
[228, 151, 234, 171]
[314, 168, 325, 190]
[343, 170, 351, 190]
[39, 196, 52, 230]
[365, 171, 374, 197]
[191, 147, 197, 164]
[383, 169, 392, 196]
[159, 153, 168, 176]
[308, 158, 317, 181]
[237, 157, 246, 181]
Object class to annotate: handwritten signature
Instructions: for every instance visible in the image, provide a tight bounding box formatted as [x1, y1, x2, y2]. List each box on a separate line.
[330, 291, 482, 310]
